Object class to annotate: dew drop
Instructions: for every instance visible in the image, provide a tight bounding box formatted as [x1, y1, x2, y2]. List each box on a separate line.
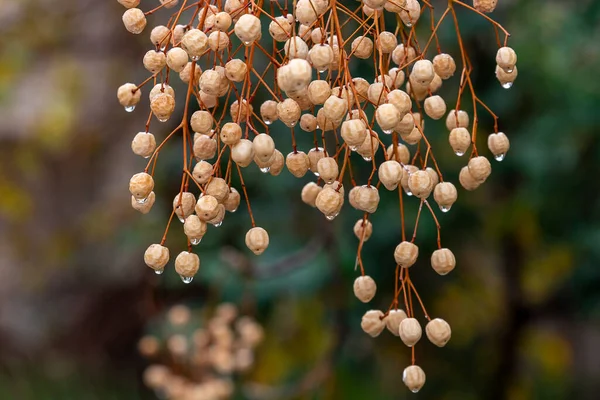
[177, 216, 185, 223]
[440, 205, 451, 213]
[506, 68, 514, 73]
[264, 119, 272, 125]
[143, 155, 151, 159]
[405, 22, 413, 27]
[312, 171, 320, 177]
[350, 146, 358, 151]
[502, 82, 513, 89]
[191, 238, 201, 245]
[325, 214, 337, 221]
[136, 196, 149, 204]
[362, 156, 372, 162]
[180, 275, 194, 284]
[213, 221, 223, 227]
[454, 151, 465, 156]
[383, 129, 393, 135]
[230, 207, 238, 213]
[124, 105, 136, 112]
[243, 41, 251, 46]
[154, 268, 164, 275]
[191, 56, 199, 61]
[260, 167, 270, 173]
[411, 388, 421, 394]
[318, 69, 327, 73]
[494, 153, 506, 161]
[405, 190, 413, 196]
[158, 117, 168, 122]
[288, 121, 297, 127]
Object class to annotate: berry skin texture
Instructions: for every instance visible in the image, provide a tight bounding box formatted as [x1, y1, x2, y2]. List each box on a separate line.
[403, 365, 426, 393]
[459, 166, 481, 191]
[378, 160, 403, 191]
[235, 14, 262, 45]
[424, 95, 447, 120]
[361, 310, 385, 337]
[286, 151, 310, 178]
[353, 219, 373, 242]
[496, 47, 518, 73]
[143, 51, 166, 74]
[384, 309, 408, 336]
[195, 195, 220, 221]
[315, 186, 343, 218]
[245, 227, 269, 255]
[181, 29, 208, 57]
[317, 157, 339, 184]
[399, 317, 422, 347]
[473, 0, 498, 13]
[433, 182, 458, 211]
[117, 83, 141, 108]
[253, 134, 276, 163]
[131, 132, 156, 158]
[129, 172, 154, 200]
[151, 93, 176, 122]
[118, 0, 140, 8]
[193, 135, 217, 161]
[394, 241, 419, 268]
[446, 109, 470, 130]
[122, 8, 147, 34]
[301, 182, 322, 207]
[349, 185, 380, 214]
[223, 187, 241, 212]
[426, 318, 452, 347]
[449, 127, 471, 156]
[468, 156, 492, 182]
[488, 132, 510, 159]
[431, 248, 456, 275]
[433, 53, 456, 79]
[173, 192, 196, 221]
[231, 139, 254, 167]
[144, 244, 169, 272]
[184, 215, 207, 241]
[408, 170, 433, 199]
[353, 275, 377, 303]
[131, 191, 155, 214]
[175, 251, 200, 278]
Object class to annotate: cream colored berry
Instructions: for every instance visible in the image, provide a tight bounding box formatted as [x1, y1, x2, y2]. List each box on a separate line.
[301, 182, 322, 207]
[468, 156, 492, 182]
[367, 82, 387, 105]
[208, 30, 230, 52]
[184, 215, 207, 243]
[424, 95, 447, 120]
[122, 8, 146, 34]
[300, 114, 318, 132]
[192, 161, 213, 184]
[206, 204, 226, 227]
[317, 157, 338, 184]
[357, 131, 380, 159]
[149, 83, 174, 102]
[400, 0, 421, 27]
[433, 53, 456, 80]
[225, 58, 247, 82]
[230, 99, 253, 122]
[449, 127, 471, 156]
[496, 46, 517, 72]
[386, 91, 411, 119]
[218, 122, 240, 146]
[474, 0, 497, 13]
[378, 160, 403, 190]
[150, 25, 170, 47]
[488, 132, 510, 160]
[160, 0, 179, 9]
[399, 317, 422, 346]
[195, 195, 220, 221]
[206, 178, 229, 203]
[307, 80, 331, 105]
[395, 113, 415, 135]
[181, 29, 208, 57]
[394, 241, 418, 268]
[351, 36, 373, 59]
[322, 95, 347, 122]
[129, 172, 154, 200]
[224, 187, 240, 212]
[392, 44, 417, 65]
[375, 31, 397, 53]
[384, 309, 408, 336]
[214, 11, 232, 31]
[426, 318, 451, 347]
[307, 148, 325, 174]
[166, 47, 188, 73]
[401, 126, 423, 145]
[403, 365, 426, 393]
[386, 143, 410, 164]
[496, 64, 518, 88]
[353, 219, 373, 241]
[433, 182, 458, 212]
[151, 93, 175, 122]
[376, 104, 401, 133]
[286, 151, 310, 178]
[253, 134, 275, 163]
[245, 227, 269, 255]
[118, 0, 140, 8]
[172, 192, 195, 221]
[361, 310, 385, 337]
[459, 166, 481, 191]
[199, 91, 217, 108]
[277, 99, 301, 127]
[408, 170, 433, 199]
[131, 191, 155, 214]
[235, 14, 261, 45]
[411, 59, 435, 86]
[231, 139, 254, 167]
[352, 77, 370, 102]
[315, 187, 343, 219]
[143, 50, 166, 74]
[363, 0, 386, 10]
[406, 80, 428, 101]
[429, 73, 443, 93]
[269, 150, 285, 176]
[175, 251, 200, 279]
[446, 109, 470, 130]
[190, 111, 213, 134]
[295, 0, 326, 25]
[400, 165, 418, 194]
[348, 185, 379, 213]
[277, 59, 312, 93]
[431, 248, 456, 275]
[284, 36, 309, 59]
[258, 100, 278, 125]
[269, 16, 291, 42]
[309, 44, 334, 71]
[387, 68, 404, 89]
[117, 83, 141, 108]
[178, 62, 201, 85]
[193, 134, 217, 161]
[353, 276, 377, 303]
[144, 244, 169, 272]
[316, 108, 342, 131]
[131, 132, 156, 158]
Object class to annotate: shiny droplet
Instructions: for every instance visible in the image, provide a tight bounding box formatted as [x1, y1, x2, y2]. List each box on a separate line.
[318, 69, 327, 73]
[288, 121, 297, 127]
[124, 105, 136, 112]
[383, 129, 392, 135]
[454, 151, 465, 156]
[312, 171, 320, 177]
[350, 146, 358, 151]
[494, 153, 506, 161]
[229, 207, 238, 213]
[405, 22, 413, 27]
[440, 205, 451, 213]
[362, 156, 372, 162]
[180, 275, 194, 284]
[325, 214, 337, 221]
[191, 56, 199, 61]
[136, 196, 149, 204]
[506, 68, 514, 73]
[411, 388, 421, 394]
[191, 238, 201, 245]
[154, 268, 164, 275]
[244, 41, 251, 46]
[260, 167, 270, 173]
[264, 119, 272, 125]
[405, 190, 413, 196]
[502, 82, 513, 89]
[158, 117, 168, 122]
[177, 216, 185, 223]
[212, 221, 223, 227]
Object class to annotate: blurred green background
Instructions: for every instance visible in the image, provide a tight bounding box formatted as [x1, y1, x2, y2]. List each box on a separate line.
[0, 0, 599, 399]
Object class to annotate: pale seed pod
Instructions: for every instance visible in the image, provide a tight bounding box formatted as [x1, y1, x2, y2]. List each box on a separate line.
[220, 122, 242, 146]
[230, 99, 253, 122]
[269, 150, 285, 176]
[367, 82, 387, 105]
[376, 104, 401, 134]
[184, 215, 207, 243]
[351, 36, 373, 59]
[269, 16, 291, 42]
[300, 114, 318, 132]
[284, 36, 309, 59]
[277, 59, 312, 92]
[403, 365, 426, 393]
[129, 172, 154, 200]
[473, 0, 498, 13]
[132, 191, 155, 214]
[331, 86, 355, 107]
[286, 151, 310, 178]
[307, 80, 331, 105]
[224, 187, 241, 212]
[190, 111, 213, 134]
[231, 139, 254, 167]
[495, 64, 518, 88]
[260, 100, 280, 126]
[181, 29, 208, 57]
[357, 130, 380, 160]
[429, 73, 443, 93]
[376, 72, 393, 86]
[317, 157, 339, 184]
[406, 80, 428, 101]
[199, 90, 218, 108]
[361, 310, 385, 337]
[459, 166, 481, 191]
[253, 133, 276, 164]
[171, 24, 186, 45]
[352, 77, 370, 102]
[195, 195, 220, 221]
[117, 83, 141, 108]
[151, 93, 176, 122]
[433, 53, 456, 79]
[449, 127, 471, 156]
[316, 108, 341, 131]
[401, 127, 423, 145]
[424, 95, 447, 120]
[143, 50, 166, 74]
[323, 95, 348, 122]
[224, 0, 247, 20]
[411, 59, 435, 86]
[144, 244, 169, 272]
[315, 187, 343, 219]
[353, 219, 373, 241]
[433, 182, 458, 212]
[488, 132, 510, 160]
[379, 160, 403, 190]
[496, 46, 517, 73]
[388, 68, 406, 89]
[160, 0, 179, 9]
[426, 318, 451, 347]
[206, 178, 229, 203]
[301, 182, 322, 207]
[400, 165, 418, 194]
[179, 62, 201, 85]
[307, 147, 325, 174]
[277, 99, 301, 127]
[192, 161, 213, 184]
[394, 241, 418, 268]
[387, 144, 410, 164]
[235, 14, 261, 45]
[206, 204, 226, 226]
[376, 31, 398, 54]
[349, 185, 380, 214]
[214, 11, 232, 31]
[426, 167, 439, 187]
[308, 44, 334, 71]
[468, 156, 492, 182]
[122, 8, 146, 34]
[131, 132, 156, 158]
[193, 134, 217, 160]
[395, 113, 415, 135]
[363, 0, 386, 10]
[208, 30, 230, 52]
[392, 44, 417, 66]
[173, 192, 196, 221]
[150, 25, 170, 48]
[446, 109, 470, 130]
[399, 317, 422, 346]
[175, 251, 200, 279]
[149, 83, 174, 103]
[225, 58, 247, 82]
[245, 227, 269, 255]
[353, 276, 377, 303]
[408, 170, 433, 199]
[166, 47, 188, 73]
[118, 0, 140, 8]
[431, 248, 456, 275]
[386, 90, 411, 118]
[400, 0, 421, 27]
[384, 309, 408, 336]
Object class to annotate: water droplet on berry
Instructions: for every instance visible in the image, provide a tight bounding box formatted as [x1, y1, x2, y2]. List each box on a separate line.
[264, 119, 272, 125]
[494, 153, 506, 161]
[318, 69, 327, 73]
[177, 216, 185, 223]
[243, 41, 251, 46]
[260, 167, 270, 173]
[154, 268, 164, 275]
[506, 68, 514, 73]
[180, 275, 194, 284]
[158, 117, 168, 122]
[191, 238, 201, 245]
[405, 189, 413, 196]
[362, 156, 372, 162]
[288, 121, 297, 127]
[350, 146, 358, 151]
[213, 221, 223, 227]
[383, 129, 392, 134]
[440, 205, 451, 213]
[312, 171, 320, 177]
[405, 22, 413, 27]
[191, 56, 199, 61]
[125, 105, 136, 112]
[136, 196, 149, 204]
[410, 388, 421, 393]
[454, 151, 465, 156]
[501, 82, 513, 89]
[325, 214, 337, 221]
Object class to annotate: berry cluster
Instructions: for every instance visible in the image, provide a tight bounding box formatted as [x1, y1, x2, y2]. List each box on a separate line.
[117, 0, 516, 392]
[139, 304, 263, 399]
